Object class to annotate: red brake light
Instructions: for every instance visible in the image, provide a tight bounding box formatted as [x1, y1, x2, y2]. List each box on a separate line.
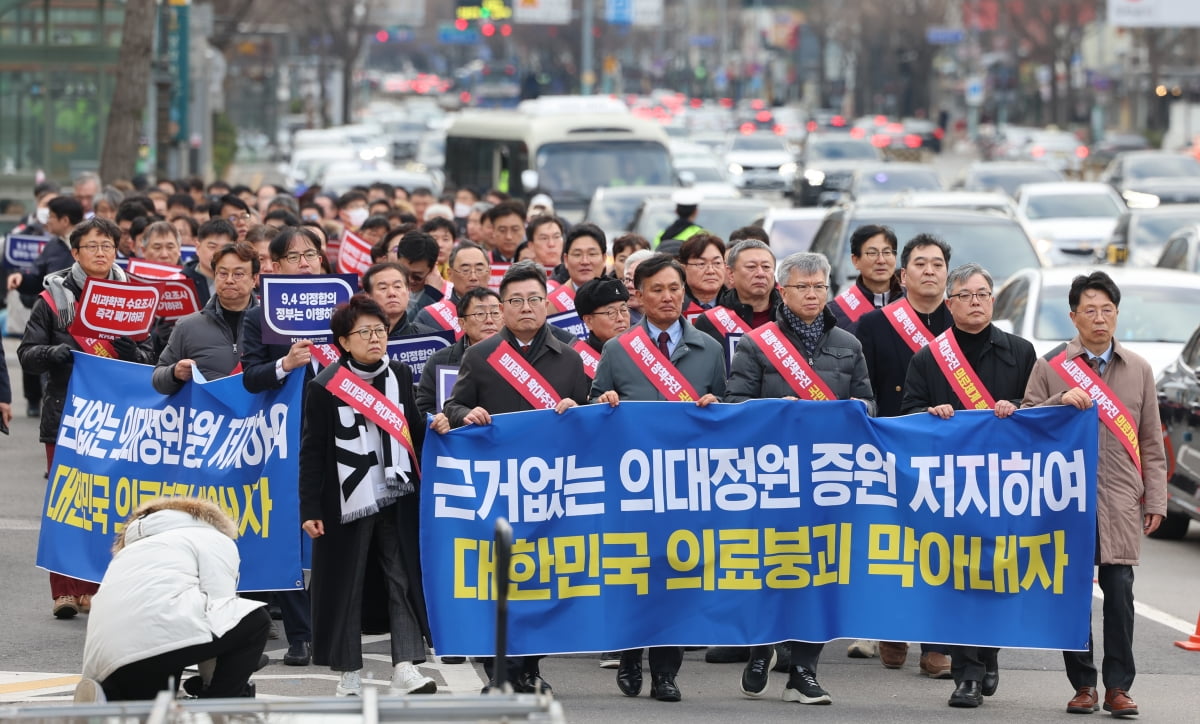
[874, 114, 888, 125]
[807, 120, 818, 132]
[719, 97, 733, 108]
[870, 134, 892, 148]
[832, 115, 845, 127]
[773, 124, 785, 135]
[690, 97, 703, 108]
[849, 127, 866, 139]
[904, 134, 922, 148]
[1075, 146, 1089, 159]
[756, 110, 772, 123]
[739, 122, 756, 134]
[1030, 145, 1045, 158]
[933, 128, 945, 140]
[751, 99, 765, 110]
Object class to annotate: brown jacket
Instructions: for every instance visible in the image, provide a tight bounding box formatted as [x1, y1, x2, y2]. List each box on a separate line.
[1022, 338, 1167, 566]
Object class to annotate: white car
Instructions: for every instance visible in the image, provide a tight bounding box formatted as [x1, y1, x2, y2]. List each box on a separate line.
[676, 157, 741, 199]
[723, 133, 798, 193]
[1015, 182, 1126, 264]
[993, 266, 1200, 375]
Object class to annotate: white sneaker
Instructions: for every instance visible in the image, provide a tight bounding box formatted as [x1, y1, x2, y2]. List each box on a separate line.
[73, 677, 106, 703]
[389, 661, 437, 695]
[335, 670, 362, 697]
[847, 639, 877, 658]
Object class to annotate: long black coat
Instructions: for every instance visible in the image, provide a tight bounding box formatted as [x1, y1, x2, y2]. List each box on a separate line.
[298, 358, 431, 667]
[900, 324, 1037, 414]
[855, 301, 952, 418]
[415, 336, 469, 417]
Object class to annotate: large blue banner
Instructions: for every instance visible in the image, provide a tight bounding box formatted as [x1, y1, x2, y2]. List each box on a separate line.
[36, 353, 306, 591]
[421, 400, 1099, 655]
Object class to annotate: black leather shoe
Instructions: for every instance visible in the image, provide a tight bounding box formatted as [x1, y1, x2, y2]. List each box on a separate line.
[982, 666, 999, 697]
[513, 671, 552, 694]
[441, 656, 466, 664]
[283, 641, 311, 666]
[617, 659, 643, 696]
[949, 680, 983, 708]
[650, 673, 681, 702]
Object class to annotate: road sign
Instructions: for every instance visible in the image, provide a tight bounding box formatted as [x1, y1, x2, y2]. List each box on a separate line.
[926, 26, 964, 45]
[965, 75, 985, 107]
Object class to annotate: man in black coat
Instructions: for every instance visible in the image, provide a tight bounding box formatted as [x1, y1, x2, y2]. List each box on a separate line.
[432, 261, 590, 694]
[415, 287, 501, 416]
[901, 262, 1036, 709]
[829, 224, 905, 334]
[692, 239, 782, 347]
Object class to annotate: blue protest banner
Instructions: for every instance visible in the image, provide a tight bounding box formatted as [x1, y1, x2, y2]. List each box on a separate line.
[36, 354, 306, 591]
[260, 273, 359, 344]
[421, 400, 1098, 656]
[434, 365, 460, 413]
[387, 329, 455, 382]
[180, 245, 197, 264]
[4, 234, 49, 270]
[548, 310, 588, 340]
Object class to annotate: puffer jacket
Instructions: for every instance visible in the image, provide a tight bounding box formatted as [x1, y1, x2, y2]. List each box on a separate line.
[152, 294, 260, 395]
[81, 497, 264, 682]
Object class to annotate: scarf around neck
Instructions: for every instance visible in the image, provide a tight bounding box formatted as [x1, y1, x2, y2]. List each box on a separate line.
[780, 303, 825, 356]
[43, 262, 128, 330]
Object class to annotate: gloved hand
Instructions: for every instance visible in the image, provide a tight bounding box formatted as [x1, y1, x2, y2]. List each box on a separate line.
[111, 336, 139, 362]
[48, 343, 73, 366]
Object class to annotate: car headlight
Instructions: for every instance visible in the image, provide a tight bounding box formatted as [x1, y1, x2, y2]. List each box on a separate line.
[804, 168, 825, 185]
[1035, 238, 1055, 257]
[779, 162, 798, 175]
[728, 162, 744, 175]
[1121, 189, 1160, 209]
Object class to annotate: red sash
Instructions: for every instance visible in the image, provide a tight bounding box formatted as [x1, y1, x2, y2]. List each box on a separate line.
[617, 327, 700, 402]
[548, 282, 576, 313]
[424, 299, 463, 338]
[930, 329, 996, 410]
[324, 365, 419, 474]
[746, 323, 837, 401]
[573, 339, 600, 379]
[1050, 351, 1142, 474]
[310, 343, 340, 368]
[701, 306, 748, 338]
[882, 298, 936, 353]
[683, 300, 705, 323]
[832, 284, 872, 323]
[485, 340, 562, 410]
[39, 290, 117, 358]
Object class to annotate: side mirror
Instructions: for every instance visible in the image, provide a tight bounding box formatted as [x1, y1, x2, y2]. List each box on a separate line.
[520, 169, 539, 192]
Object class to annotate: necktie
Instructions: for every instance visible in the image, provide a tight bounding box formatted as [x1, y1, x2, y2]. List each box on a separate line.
[521, 344, 532, 357]
[657, 331, 671, 357]
[1086, 356, 1104, 376]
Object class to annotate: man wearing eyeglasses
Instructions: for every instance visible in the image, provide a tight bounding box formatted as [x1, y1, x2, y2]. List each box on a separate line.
[182, 218, 237, 309]
[414, 243, 490, 334]
[152, 242, 261, 394]
[574, 277, 630, 369]
[899, 262, 1036, 709]
[693, 239, 782, 346]
[415, 287, 502, 416]
[218, 194, 255, 241]
[831, 225, 905, 334]
[433, 261, 589, 696]
[853, 233, 955, 677]
[392, 232, 449, 316]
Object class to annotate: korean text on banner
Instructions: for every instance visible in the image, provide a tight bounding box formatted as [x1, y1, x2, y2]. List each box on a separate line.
[260, 273, 359, 345]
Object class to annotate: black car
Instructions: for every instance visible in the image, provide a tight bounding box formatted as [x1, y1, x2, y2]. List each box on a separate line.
[808, 206, 1044, 293]
[793, 135, 883, 207]
[1155, 323, 1200, 538]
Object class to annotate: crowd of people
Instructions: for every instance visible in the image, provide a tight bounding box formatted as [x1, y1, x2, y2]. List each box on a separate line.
[0, 172, 1165, 717]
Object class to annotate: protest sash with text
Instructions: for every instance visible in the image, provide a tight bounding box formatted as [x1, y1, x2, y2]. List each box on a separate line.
[486, 340, 562, 410]
[833, 284, 872, 323]
[548, 282, 576, 313]
[1050, 351, 1142, 474]
[701, 306, 748, 339]
[931, 329, 996, 410]
[618, 327, 700, 402]
[424, 299, 463, 338]
[883, 298, 936, 353]
[573, 339, 600, 379]
[310, 343, 340, 368]
[325, 365, 419, 474]
[747, 322, 837, 401]
[683, 300, 705, 323]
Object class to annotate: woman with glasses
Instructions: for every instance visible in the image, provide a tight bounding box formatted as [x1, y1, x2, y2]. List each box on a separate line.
[18, 217, 154, 620]
[677, 233, 728, 318]
[299, 293, 436, 698]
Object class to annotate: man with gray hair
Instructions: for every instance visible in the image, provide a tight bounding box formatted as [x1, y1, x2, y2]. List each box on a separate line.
[73, 171, 102, 217]
[693, 239, 782, 349]
[139, 221, 183, 265]
[900, 262, 1037, 709]
[724, 250, 875, 705]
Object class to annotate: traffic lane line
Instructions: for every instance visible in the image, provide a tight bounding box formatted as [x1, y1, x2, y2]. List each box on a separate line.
[1093, 582, 1195, 635]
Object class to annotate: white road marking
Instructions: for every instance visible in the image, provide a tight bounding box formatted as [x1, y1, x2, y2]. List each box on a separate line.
[1092, 582, 1197, 635]
[0, 518, 41, 531]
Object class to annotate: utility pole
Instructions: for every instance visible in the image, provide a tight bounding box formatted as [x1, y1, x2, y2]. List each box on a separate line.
[581, 0, 595, 94]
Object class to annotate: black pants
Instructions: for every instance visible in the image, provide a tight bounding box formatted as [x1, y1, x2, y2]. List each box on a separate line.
[481, 655, 543, 684]
[620, 646, 682, 675]
[950, 645, 999, 683]
[244, 588, 311, 646]
[1065, 564, 1135, 691]
[101, 607, 270, 701]
[788, 641, 825, 672]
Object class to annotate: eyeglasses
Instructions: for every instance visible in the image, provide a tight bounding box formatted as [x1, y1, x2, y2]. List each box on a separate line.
[282, 250, 322, 264]
[567, 250, 604, 261]
[782, 283, 829, 293]
[462, 309, 503, 321]
[215, 269, 250, 281]
[949, 291, 993, 302]
[622, 276, 635, 286]
[685, 260, 725, 270]
[503, 295, 545, 308]
[589, 305, 630, 320]
[452, 263, 489, 276]
[78, 242, 116, 253]
[226, 213, 251, 223]
[859, 248, 896, 259]
[348, 325, 387, 340]
[1077, 306, 1117, 319]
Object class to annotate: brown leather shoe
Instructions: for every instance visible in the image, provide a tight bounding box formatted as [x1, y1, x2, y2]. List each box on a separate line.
[1066, 686, 1099, 714]
[879, 641, 909, 669]
[52, 595, 79, 619]
[1103, 689, 1138, 717]
[919, 652, 952, 679]
[77, 594, 92, 613]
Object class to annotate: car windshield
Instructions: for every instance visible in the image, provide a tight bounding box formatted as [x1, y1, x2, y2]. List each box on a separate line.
[1036, 283, 1200, 342]
[857, 169, 942, 192]
[536, 141, 675, 204]
[680, 165, 726, 182]
[840, 216, 1040, 287]
[1127, 156, 1200, 180]
[1024, 193, 1121, 220]
[636, 203, 770, 241]
[1131, 213, 1200, 251]
[587, 195, 652, 232]
[767, 217, 824, 256]
[971, 168, 1062, 196]
[809, 140, 878, 161]
[730, 135, 789, 152]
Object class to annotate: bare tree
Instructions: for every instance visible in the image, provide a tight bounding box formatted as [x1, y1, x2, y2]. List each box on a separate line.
[302, 0, 379, 125]
[99, 0, 156, 182]
[1003, 0, 1100, 126]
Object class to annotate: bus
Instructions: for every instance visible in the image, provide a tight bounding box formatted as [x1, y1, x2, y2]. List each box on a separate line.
[444, 99, 675, 221]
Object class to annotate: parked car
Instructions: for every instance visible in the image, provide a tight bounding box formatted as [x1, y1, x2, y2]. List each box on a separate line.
[1104, 204, 1200, 267]
[992, 266, 1200, 375]
[1016, 130, 1089, 176]
[887, 190, 1017, 216]
[723, 132, 797, 193]
[1087, 132, 1152, 171]
[675, 157, 741, 198]
[1118, 177, 1200, 209]
[1157, 319, 1200, 538]
[958, 161, 1065, 198]
[1101, 151, 1200, 206]
[1014, 182, 1125, 264]
[793, 135, 883, 206]
[808, 206, 1045, 294]
[584, 185, 678, 248]
[1156, 223, 1200, 274]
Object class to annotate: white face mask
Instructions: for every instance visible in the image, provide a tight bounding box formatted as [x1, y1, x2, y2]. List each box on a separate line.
[36, 207, 50, 225]
[454, 202, 472, 218]
[345, 208, 369, 228]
